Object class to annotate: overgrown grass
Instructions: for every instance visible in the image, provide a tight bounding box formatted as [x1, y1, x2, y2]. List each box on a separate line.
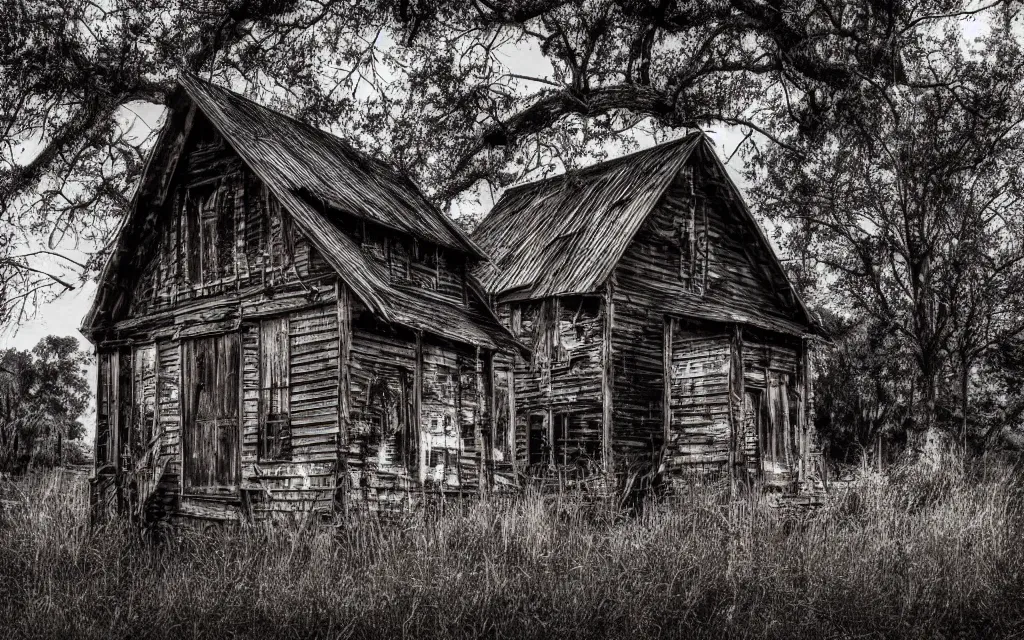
[2, 460, 1023, 639]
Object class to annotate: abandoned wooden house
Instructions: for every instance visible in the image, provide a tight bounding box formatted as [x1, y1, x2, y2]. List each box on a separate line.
[471, 133, 825, 493]
[83, 74, 521, 526]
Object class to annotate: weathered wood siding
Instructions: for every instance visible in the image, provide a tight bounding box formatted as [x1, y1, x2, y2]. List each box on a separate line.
[666, 325, 733, 474]
[609, 290, 665, 467]
[346, 315, 419, 512]
[333, 215, 469, 307]
[608, 159, 811, 479]
[614, 163, 800, 329]
[494, 296, 605, 476]
[342, 302, 490, 513]
[128, 118, 334, 318]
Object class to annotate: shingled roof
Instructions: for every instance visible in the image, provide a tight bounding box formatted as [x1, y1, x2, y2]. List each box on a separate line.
[471, 133, 818, 336]
[83, 73, 515, 351]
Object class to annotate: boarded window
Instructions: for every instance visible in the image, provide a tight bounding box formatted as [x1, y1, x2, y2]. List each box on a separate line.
[182, 334, 240, 492]
[184, 179, 237, 285]
[259, 318, 291, 461]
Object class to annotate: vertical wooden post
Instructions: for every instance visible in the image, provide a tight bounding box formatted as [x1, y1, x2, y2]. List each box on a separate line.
[335, 281, 352, 517]
[662, 316, 674, 454]
[732, 325, 745, 491]
[547, 299, 557, 466]
[508, 355, 518, 472]
[415, 331, 426, 486]
[601, 279, 615, 478]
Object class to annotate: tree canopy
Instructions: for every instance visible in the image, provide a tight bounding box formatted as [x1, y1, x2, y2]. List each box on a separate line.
[0, 335, 91, 471]
[3, 0, 1016, 324]
[753, 18, 1024, 454]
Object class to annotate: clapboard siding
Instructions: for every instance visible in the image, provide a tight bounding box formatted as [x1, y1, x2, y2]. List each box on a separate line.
[666, 327, 733, 472]
[610, 292, 664, 463]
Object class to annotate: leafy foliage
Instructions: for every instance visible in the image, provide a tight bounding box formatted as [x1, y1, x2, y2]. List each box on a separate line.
[752, 19, 1024, 454]
[2, 0, 1014, 323]
[0, 335, 91, 472]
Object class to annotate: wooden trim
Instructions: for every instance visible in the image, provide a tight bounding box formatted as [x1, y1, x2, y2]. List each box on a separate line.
[601, 278, 615, 475]
[662, 316, 674, 446]
[415, 331, 425, 485]
[154, 101, 197, 209]
[336, 281, 352, 515]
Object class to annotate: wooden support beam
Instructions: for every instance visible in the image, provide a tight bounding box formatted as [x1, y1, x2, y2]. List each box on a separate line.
[602, 279, 615, 476]
[662, 316, 674, 448]
[335, 281, 352, 516]
[415, 331, 426, 486]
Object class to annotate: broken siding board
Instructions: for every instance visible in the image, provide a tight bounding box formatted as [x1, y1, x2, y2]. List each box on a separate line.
[347, 321, 419, 508]
[609, 290, 665, 462]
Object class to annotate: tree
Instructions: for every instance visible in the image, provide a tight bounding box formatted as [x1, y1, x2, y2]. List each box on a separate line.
[1, 0, 1014, 324]
[0, 335, 90, 472]
[813, 309, 915, 465]
[752, 23, 1024, 458]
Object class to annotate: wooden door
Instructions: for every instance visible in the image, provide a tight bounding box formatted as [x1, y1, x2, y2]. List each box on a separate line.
[764, 372, 799, 479]
[182, 333, 240, 494]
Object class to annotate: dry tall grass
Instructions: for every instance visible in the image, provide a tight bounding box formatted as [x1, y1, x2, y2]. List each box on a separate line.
[1, 459, 1023, 639]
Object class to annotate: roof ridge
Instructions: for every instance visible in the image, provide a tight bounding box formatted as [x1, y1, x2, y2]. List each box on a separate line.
[502, 131, 704, 195]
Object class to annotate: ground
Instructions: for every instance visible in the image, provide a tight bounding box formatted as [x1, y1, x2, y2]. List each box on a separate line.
[0, 462, 1023, 639]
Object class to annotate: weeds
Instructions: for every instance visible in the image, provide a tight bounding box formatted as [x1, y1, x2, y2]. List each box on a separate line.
[1, 460, 1023, 639]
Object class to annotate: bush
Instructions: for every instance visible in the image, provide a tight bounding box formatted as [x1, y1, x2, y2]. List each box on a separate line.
[0, 462, 1022, 639]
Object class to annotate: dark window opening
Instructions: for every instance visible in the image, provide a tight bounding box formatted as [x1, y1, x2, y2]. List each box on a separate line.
[527, 414, 547, 465]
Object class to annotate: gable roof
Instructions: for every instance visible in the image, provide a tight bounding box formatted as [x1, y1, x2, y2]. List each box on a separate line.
[82, 73, 517, 352]
[178, 74, 482, 258]
[471, 133, 819, 336]
[472, 134, 702, 299]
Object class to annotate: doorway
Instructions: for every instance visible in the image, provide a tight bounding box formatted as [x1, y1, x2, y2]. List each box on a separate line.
[181, 333, 240, 494]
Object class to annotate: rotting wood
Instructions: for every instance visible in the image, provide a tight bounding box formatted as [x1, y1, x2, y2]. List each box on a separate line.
[84, 75, 518, 527]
